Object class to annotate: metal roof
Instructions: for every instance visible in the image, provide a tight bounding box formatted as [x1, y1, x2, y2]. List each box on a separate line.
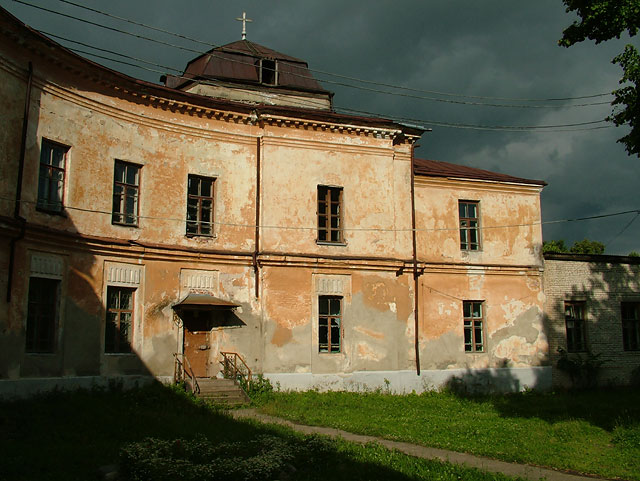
[167, 39, 329, 94]
[173, 293, 240, 309]
[414, 158, 546, 186]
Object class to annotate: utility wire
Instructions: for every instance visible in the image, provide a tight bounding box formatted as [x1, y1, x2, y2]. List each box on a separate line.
[605, 211, 640, 249]
[15, 0, 613, 109]
[47, 43, 611, 132]
[2, 197, 638, 234]
[51, 0, 613, 104]
[42, 31, 183, 73]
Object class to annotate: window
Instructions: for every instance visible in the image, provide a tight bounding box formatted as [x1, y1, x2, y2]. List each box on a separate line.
[260, 59, 277, 85]
[622, 302, 640, 351]
[37, 140, 68, 212]
[186, 175, 215, 236]
[565, 301, 587, 352]
[463, 301, 484, 352]
[105, 286, 135, 353]
[459, 201, 480, 251]
[112, 160, 140, 226]
[25, 277, 60, 353]
[319, 295, 342, 353]
[317, 185, 343, 244]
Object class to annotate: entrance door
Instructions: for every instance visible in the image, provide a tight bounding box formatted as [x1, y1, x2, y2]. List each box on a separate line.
[183, 324, 211, 378]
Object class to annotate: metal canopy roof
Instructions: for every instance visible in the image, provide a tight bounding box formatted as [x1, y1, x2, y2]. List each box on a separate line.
[172, 293, 240, 310]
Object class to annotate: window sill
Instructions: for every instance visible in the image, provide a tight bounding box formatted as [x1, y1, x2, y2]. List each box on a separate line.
[316, 241, 347, 247]
[185, 234, 216, 239]
[112, 222, 139, 228]
[36, 206, 67, 217]
[104, 352, 136, 356]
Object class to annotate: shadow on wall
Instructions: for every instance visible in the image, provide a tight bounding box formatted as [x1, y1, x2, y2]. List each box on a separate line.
[544, 255, 640, 388]
[1, 66, 156, 392]
[442, 360, 544, 395]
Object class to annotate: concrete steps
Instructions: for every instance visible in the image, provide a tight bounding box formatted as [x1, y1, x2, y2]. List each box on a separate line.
[195, 378, 249, 405]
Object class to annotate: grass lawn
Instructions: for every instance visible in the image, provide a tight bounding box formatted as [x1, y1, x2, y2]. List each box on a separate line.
[256, 388, 640, 480]
[0, 382, 524, 481]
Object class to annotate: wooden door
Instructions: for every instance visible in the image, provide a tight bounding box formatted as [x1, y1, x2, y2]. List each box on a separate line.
[183, 328, 211, 378]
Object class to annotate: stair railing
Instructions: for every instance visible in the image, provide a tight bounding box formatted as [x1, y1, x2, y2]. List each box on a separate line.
[173, 352, 200, 395]
[220, 351, 252, 386]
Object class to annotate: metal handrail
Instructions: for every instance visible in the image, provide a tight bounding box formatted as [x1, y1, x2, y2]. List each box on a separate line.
[173, 352, 200, 395]
[220, 351, 252, 385]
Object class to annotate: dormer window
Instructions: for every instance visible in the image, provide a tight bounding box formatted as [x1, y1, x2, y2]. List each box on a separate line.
[260, 59, 277, 85]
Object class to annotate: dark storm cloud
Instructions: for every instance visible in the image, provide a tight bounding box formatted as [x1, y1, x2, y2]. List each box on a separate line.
[1, 0, 638, 253]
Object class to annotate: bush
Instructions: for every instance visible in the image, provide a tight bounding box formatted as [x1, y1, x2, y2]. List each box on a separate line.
[120, 433, 332, 481]
[240, 374, 275, 402]
[556, 348, 604, 388]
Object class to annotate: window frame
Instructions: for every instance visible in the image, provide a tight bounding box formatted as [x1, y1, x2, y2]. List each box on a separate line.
[186, 175, 216, 237]
[37, 139, 69, 214]
[463, 300, 485, 353]
[621, 302, 640, 351]
[25, 277, 60, 354]
[112, 160, 141, 227]
[318, 295, 342, 353]
[564, 301, 588, 353]
[260, 58, 278, 85]
[459, 200, 481, 251]
[317, 185, 344, 245]
[104, 286, 135, 354]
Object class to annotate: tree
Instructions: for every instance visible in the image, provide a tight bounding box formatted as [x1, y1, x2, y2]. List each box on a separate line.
[629, 250, 640, 257]
[569, 238, 606, 254]
[559, 0, 640, 156]
[543, 238, 605, 254]
[542, 239, 569, 253]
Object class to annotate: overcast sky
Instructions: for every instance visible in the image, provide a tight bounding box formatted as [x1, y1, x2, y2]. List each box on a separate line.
[2, 0, 639, 254]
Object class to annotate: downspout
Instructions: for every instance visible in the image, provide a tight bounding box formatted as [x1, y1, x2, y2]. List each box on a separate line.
[7, 62, 33, 303]
[409, 142, 421, 375]
[254, 135, 261, 298]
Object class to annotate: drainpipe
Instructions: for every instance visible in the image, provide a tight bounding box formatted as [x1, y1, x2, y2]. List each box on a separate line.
[6, 62, 33, 303]
[409, 142, 421, 375]
[254, 135, 262, 298]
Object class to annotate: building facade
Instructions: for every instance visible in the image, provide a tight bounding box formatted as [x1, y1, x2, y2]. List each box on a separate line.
[544, 253, 640, 387]
[0, 7, 551, 396]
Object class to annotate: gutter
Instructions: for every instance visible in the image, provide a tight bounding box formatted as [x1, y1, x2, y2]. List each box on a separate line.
[410, 142, 421, 375]
[254, 135, 262, 298]
[7, 61, 32, 303]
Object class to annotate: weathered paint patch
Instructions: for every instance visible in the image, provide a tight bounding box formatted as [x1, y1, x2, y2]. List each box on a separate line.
[354, 326, 385, 340]
[271, 324, 293, 347]
[357, 342, 384, 362]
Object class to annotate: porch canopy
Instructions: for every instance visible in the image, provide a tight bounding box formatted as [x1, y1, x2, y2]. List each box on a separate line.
[172, 293, 240, 311]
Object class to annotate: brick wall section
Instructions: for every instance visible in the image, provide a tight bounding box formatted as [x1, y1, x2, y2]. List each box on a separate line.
[543, 254, 640, 387]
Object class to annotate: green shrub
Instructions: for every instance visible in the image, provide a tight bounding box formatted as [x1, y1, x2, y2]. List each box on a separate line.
[240, 374, 275, 402]
[120, 434, 297, 481]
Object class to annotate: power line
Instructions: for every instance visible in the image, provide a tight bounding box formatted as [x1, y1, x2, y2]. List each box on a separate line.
[605, 211, 640, 249]
[51, 0, 613, 104]
[29, 34, 611, 133]
[63, 46, 611, 132]
[2, 197, 637, 234]
[42, 31, 183, 73]
[15, 0, 613, 110]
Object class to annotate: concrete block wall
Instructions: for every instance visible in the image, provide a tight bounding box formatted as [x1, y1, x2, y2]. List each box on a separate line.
[543, 254, 640, 387]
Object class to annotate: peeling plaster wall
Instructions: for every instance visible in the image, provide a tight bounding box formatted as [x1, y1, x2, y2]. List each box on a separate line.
[419, 271, 547, 371]
[414, 178, 544, 266]
[0, 18, 550, 394]
[544, 258, 640, 386]
[261, 268, 416, 375]
[260, 133, 413, 258]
